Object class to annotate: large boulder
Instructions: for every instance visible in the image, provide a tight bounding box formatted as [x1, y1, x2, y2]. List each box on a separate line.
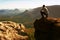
[34, 17, 60, 40]
[0, 21, 29, 40]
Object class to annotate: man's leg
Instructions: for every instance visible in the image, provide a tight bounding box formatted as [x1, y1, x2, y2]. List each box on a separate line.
[44, 13, 48, 18]
[46, 14, 48, 18]
[41, 12, 44, 18]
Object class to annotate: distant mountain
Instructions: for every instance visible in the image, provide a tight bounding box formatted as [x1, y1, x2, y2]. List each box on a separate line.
[15, 5, 60, 20]
[11, 5, 60, 27]
[0, 9, 23, 16]
[32, 5, 60, 18]
[0, 5, 60, 27]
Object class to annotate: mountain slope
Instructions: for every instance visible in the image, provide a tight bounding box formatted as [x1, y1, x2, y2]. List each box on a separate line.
[10, 5, 60, 27]
[0, 5, 60, 27]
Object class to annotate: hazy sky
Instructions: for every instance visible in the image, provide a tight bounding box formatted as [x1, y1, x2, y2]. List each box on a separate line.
[0, 0, 60, 9]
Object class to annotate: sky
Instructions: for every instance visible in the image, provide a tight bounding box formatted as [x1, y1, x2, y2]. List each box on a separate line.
[0, 0, 60, 9]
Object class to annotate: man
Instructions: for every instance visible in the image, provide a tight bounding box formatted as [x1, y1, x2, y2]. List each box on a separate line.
[40, 5, 49, 18]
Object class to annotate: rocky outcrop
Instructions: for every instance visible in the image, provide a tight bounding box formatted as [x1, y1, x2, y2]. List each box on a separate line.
[0, 21, 28, 40]
[34, 17, 60, 40]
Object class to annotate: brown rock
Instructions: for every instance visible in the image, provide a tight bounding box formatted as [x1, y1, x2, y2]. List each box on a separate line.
[34, 17, 60, 40]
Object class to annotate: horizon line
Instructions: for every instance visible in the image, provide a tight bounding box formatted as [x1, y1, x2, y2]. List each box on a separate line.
[0, 5, 60, 10]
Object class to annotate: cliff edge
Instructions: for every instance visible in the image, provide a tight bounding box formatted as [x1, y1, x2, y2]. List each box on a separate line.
[34, 17, 60, 40]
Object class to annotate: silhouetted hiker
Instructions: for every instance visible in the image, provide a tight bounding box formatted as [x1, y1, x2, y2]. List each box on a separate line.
[40, 5, 49, 18]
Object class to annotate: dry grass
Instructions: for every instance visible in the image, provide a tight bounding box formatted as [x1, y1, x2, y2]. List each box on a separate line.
[0, 21, 29, 40]
[25, 28, 35, 40]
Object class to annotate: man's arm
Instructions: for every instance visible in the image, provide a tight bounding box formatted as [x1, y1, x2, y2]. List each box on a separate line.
[46, 8, 49, 14]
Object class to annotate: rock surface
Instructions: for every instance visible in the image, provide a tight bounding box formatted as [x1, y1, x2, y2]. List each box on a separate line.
[34, 17, 60, 40]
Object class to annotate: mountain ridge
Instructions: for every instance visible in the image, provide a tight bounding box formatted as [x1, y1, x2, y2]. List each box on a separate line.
[0, 5, 60, 27]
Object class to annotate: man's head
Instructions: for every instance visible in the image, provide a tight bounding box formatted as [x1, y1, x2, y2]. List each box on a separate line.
[43, 5, 45, 7]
